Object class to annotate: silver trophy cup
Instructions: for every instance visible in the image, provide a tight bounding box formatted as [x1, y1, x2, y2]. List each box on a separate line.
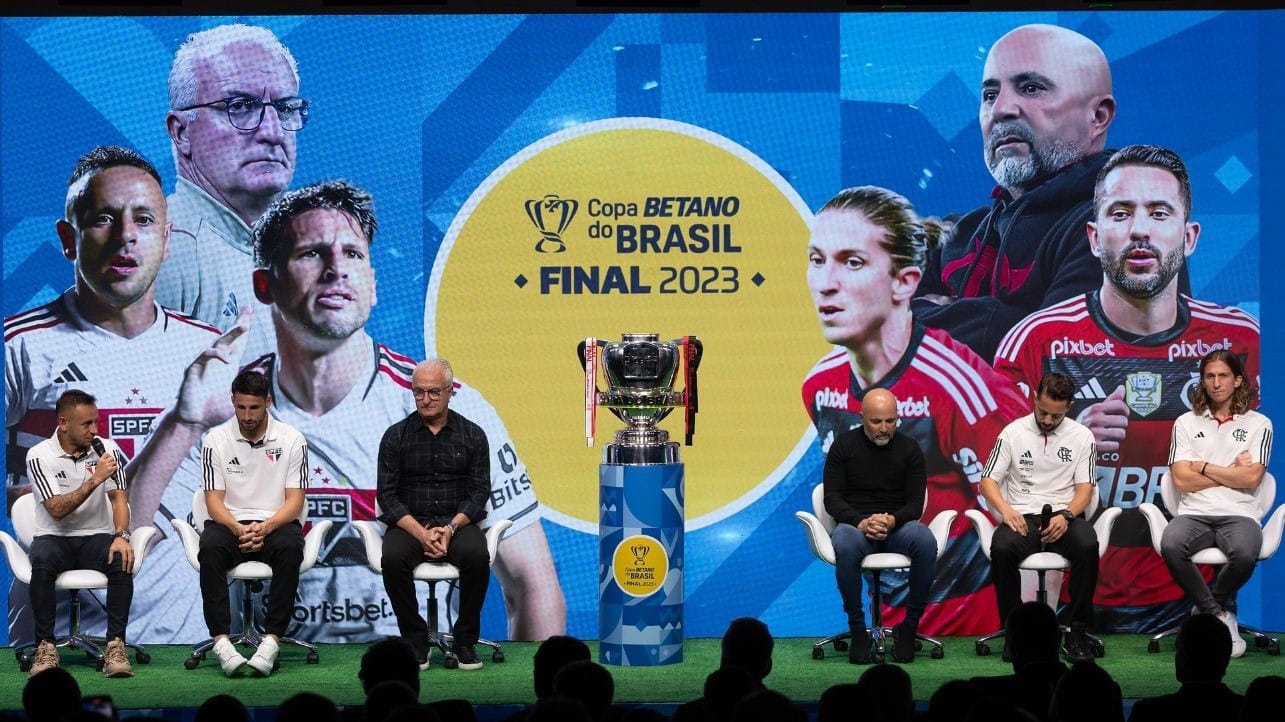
[579, 334, 702, 464]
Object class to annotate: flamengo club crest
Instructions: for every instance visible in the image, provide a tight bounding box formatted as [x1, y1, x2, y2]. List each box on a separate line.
[525, 194, 578, 253]
[1125, 372, 1162, 417]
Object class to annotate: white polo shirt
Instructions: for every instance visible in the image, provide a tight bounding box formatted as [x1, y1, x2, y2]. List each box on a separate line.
[1168, 409, 1273, 519]
[26, 433, 127, 537]
[201, 414, 308, 523]
[983, 414, 1097, 515]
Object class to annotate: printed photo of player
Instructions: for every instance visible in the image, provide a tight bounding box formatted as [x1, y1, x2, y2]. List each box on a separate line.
[993, 145, 1261, 632]
[802, 186, 1028, 634]
[4, 146, 224, 646]
[126, 180, 565, 643]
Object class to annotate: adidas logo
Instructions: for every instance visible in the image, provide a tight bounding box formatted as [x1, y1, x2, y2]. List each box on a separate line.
[1194, 432, 1205, 438]
[1075, 378, 1109, 400]
[229, 457, 242, 466]
[1022, 450, 1033, 458]
[223, 293, 239, 319]
[54, 362, 88, 383]
[55, 470, 67, 479]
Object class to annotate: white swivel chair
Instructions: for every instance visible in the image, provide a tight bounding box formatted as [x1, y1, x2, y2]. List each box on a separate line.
[1139, 471, 1283, 655]
[965, 490, 1120, 658]
[354, 516, 512, 668]
[796, 483, 957, 662]
[170, 488, 333, 669]
[0, 493, 158, 672]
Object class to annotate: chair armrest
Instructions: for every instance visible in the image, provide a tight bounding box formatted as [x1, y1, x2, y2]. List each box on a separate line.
[353, 520, 384, 574]
[129, 526, 159, 572]
[0, 531, 31, 585]
[927, 510, 958, 559]
[964, 509, 996, 558]
[1259, 504, 1285, 560]
[299, 520, 333, 573]
[795, 511, 835, 565]
[1137, 503, 1168, 556]
[1092, 506, 1123, 557]
[486, 519, 514, 564]
[170, 518, 202, 571]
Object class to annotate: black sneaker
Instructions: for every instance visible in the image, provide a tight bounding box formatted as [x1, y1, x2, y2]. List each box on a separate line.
[891, 622, 916, 663]
[1064, 629, 1094, 662]
[848, 626, 873, 665]
[455, 644, 484, 671]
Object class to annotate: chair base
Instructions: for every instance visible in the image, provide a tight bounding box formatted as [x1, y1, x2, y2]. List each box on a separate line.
[973, 625, 1106, 660]
[14, 590, 151, 671]
[1147, 623, 1280, 656]
[423, 580, 505, 668]
[809, 627, 945, 662]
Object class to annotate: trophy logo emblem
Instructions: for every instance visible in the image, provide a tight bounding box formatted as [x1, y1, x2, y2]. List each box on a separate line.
[631, 543, 650, 566]
[524, 194, 578, 253]
[1125, 371, 1162, 417]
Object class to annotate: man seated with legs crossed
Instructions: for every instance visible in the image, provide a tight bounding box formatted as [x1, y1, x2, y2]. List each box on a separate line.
[980, 372, 1100, 661]
[199, 369, 308, 676]
[824, 388, 937, 664]
[1163, 349, 1272, 658]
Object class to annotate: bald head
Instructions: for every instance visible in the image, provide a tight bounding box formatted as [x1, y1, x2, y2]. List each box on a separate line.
[980, 24, 1115, 197]
[861, 388, 898, 446]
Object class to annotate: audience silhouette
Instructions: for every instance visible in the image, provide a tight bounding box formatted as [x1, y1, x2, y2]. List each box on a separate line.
[1127, 613, 1244, 722]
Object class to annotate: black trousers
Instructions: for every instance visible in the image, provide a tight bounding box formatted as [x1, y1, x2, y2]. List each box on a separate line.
[29, 533, 132, 643]
[990, 514, 1098, 629]
[381, 524, 489, 653]
[198, 520, 304, 638]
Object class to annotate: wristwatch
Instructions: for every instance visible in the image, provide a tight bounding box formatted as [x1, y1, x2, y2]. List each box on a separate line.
[446, 521, 459, 533]
[1057, 510, 1075, 523]
[113, 530, 131, 542]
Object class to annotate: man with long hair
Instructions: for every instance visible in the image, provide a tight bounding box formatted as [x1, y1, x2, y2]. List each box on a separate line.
[1164, 349, 1272, 658]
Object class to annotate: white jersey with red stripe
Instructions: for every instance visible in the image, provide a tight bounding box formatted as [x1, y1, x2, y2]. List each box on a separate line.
[801, 323, 1027, 634]
[993, 290, 1261, 632]
[127, 333, 543, 643]
[4, 288, 219, 645]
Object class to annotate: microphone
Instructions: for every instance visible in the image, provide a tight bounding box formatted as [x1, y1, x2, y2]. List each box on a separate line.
[91, 438, 107, 457]
[1040, 504, 1053, 549]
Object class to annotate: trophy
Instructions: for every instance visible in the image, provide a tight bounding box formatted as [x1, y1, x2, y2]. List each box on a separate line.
[578, 333, 702, 666]
[578, 334, 703, 464]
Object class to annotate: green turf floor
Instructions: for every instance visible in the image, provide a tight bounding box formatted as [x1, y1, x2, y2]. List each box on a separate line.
[1, 636, 1281, 712]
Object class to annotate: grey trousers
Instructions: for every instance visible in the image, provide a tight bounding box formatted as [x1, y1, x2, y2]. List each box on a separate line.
[1159, 514, 1261, 615]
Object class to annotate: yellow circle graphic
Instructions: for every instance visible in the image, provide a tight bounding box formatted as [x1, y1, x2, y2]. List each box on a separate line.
[612, 535, 669, 598]
[427, 118, 825, 530]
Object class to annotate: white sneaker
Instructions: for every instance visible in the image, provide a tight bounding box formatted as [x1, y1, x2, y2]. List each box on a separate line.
[212, 638, 248, 677]
[1218, 610, 1247, 658]
[246, 636, 279, 676]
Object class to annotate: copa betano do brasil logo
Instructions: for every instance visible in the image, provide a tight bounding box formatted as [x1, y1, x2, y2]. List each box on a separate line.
[427, 118, 824, 531]
[611, 534, 669, 597]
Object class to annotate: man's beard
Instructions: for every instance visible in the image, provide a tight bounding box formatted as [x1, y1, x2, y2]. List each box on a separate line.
[1102, 242, 1185, 300]
[985, 122, 1087, 194]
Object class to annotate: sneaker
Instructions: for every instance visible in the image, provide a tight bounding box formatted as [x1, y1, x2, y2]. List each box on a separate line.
[847, 626, 873, 665]
[29, 640, 59, 678]
[455, 644, 484, 671]
[212, 637, 248, 677]
[891, 622, 917, 663]
[246, 636, 279, 677]
[103, 638, 133, 678]
[1218, 610, 1247, 658]
[417, 647, 432, 671]
[1064, 628, 1095, 662]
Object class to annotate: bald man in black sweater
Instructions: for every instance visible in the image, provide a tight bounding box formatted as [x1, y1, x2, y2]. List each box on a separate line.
[824, 388, 936, 664]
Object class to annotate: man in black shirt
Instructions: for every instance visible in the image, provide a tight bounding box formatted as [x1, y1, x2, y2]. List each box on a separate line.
[824, 388, 936, 664]
[376, 358, 491, 671]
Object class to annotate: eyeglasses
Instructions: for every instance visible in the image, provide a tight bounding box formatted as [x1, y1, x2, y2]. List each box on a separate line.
[176, 95, 311, 132]
[412, 387, 449, 399]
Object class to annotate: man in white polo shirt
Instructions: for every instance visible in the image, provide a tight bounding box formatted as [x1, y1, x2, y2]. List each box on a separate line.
[198, 369, 307, 677]
[24, 389, 133, 678]
[980, 372, 1100, 661]
[1164, 349, 1272, 658]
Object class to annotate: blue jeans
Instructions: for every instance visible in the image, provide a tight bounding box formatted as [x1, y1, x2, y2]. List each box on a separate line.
[831, 521, 937, 629]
